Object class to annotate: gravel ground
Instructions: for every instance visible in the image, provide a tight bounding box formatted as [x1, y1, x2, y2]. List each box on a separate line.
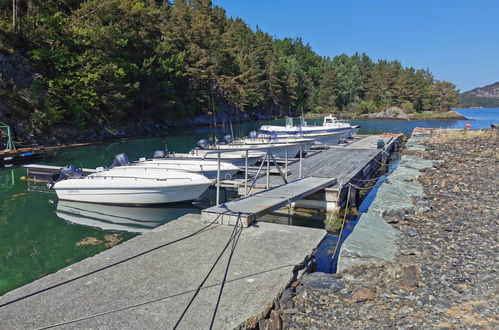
[266, 129, 498, 329]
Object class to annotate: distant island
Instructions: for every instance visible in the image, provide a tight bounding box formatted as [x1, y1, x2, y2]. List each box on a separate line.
[460, 82, 499, 108]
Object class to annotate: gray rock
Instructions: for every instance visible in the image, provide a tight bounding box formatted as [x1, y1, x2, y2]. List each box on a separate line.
[299, 272, 345, 292]
[279, 288, 294, 310]
[405, 228, 419, 237]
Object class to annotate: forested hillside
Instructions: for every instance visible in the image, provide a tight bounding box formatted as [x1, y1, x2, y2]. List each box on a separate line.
[460, 82, 499, 107]
[0, 0, 460, 133]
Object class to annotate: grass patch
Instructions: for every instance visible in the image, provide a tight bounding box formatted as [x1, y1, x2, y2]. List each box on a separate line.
[428, 128, 493, 144]
[410, 110, 464, 120]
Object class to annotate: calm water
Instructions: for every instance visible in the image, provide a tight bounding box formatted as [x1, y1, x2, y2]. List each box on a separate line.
[1, 108, 498, 294]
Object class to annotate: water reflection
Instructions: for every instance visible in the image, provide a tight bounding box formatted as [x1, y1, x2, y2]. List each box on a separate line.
[56, 201, 199, 233]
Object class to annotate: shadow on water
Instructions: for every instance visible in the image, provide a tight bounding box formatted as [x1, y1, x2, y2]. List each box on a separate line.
[313, 156, 401, 273]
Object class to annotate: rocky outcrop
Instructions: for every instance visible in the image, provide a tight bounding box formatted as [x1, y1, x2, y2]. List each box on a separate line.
[360, 106, 410, 120]
[0, 53, 35, 89]
[461, 81, 499, 99]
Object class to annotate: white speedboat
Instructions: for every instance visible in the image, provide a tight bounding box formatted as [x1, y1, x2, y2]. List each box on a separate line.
[192, 137, 311, 160]
[259, 115, 359, 141]
[52, 166, 212, 205]
[131, 158, 240, 179]
[229, 136, 315, 158]
[56, 200, 195, 233]
[165, 151, 265, 167]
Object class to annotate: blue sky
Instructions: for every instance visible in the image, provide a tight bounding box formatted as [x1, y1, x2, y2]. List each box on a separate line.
[212, 0, 499, 92]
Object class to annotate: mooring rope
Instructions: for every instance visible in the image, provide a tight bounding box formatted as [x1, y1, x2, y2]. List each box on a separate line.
[209, 216, 243, 329]
[173, 214, 243, 330]
[0, 213, 227, 310]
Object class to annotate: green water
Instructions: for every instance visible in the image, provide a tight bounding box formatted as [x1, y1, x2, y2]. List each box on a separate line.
[1, 113, 488, 295]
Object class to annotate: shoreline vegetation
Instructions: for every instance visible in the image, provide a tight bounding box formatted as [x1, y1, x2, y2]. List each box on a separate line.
[0, 0, 460, 148]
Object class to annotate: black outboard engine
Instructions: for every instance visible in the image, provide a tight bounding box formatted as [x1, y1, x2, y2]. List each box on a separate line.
[48, 165, 83, 188]
[111, 153, 130, 168]
[223, 135, 233, 144]
[153, 150, 165, 158]
[377, 139, 385, 149]
[58, 165, 83, 181]
[197, 138, 210, 149]
[249, 131, 258, 139]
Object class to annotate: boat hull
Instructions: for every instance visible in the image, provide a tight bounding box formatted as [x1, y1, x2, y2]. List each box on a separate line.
[53, 169, 213, 205]
[167, 153, 263, 167]
[54, 183, 211, 205]
[133, 160, 240, 179]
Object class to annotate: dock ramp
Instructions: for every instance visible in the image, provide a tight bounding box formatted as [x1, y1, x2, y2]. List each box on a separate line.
[202, 177, 337, 227]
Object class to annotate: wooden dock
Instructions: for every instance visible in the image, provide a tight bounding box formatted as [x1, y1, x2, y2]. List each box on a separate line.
[239, 134, 402, 211]
[202, 177, 337, 227]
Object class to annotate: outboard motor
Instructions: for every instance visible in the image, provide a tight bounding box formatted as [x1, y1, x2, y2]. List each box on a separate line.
[59, 165, 83, 180]
[249, 131, 258, 139]
[153, 150, 165, 158]
[377, 139, 385, 149]
[197, 138, 210, 149]
[48, 165, 83, 188]
[223, 135, 233, 144]
[111, 153, 130, 168]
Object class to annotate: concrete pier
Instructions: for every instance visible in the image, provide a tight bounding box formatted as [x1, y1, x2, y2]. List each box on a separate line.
[0, 214, 326, 329]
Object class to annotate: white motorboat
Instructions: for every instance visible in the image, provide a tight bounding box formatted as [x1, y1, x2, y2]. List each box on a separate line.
[192, 137, 311, 160]
[259, 115, 360, 141]
[165, 151, 264, 167]
[52, 165, 212, 205]
[228, 136, 314, 158]
[56, 200, 195, 233]
[131, 158, 240, 179]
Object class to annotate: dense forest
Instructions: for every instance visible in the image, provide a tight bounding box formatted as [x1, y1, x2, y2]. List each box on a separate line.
[0, 0, 460, 132]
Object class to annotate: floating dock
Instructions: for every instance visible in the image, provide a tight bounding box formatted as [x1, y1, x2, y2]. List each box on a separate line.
[202, 176, 337, 227]
[0, 214, 325, 329]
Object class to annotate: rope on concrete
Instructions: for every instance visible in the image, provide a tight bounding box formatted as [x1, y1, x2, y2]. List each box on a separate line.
[0, 212, 227, 310]
[173, 214, 243, 330]
[209, 215, 243, 329]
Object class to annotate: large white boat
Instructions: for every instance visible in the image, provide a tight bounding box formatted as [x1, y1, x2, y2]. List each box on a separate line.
[165, 151, 264, 167]
[229, 135, 315, 157]
[131, 158, 240, 179]
[191, 136, 312, 160]
[259, 115, 360, 142]
[52, 165, 212, 205]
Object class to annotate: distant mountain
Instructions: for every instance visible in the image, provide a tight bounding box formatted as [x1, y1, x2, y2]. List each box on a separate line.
[460, 82, 499, 107]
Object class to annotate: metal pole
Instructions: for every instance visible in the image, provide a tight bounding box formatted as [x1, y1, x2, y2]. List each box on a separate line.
[216, 152, 221, 205]
[266, 151, 270, 189]
[299, 145, 303, 179]
[285, 147, 288, 181]
[244, 149, 248, 196]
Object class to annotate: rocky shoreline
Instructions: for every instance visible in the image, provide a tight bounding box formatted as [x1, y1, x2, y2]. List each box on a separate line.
[263, 128, 498, 329]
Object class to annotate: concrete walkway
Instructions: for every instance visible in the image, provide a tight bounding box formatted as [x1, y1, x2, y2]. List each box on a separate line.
[0, 214, 325, 329]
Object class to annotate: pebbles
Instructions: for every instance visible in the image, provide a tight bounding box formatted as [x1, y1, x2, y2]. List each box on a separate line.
[276, 129, 499, 329]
